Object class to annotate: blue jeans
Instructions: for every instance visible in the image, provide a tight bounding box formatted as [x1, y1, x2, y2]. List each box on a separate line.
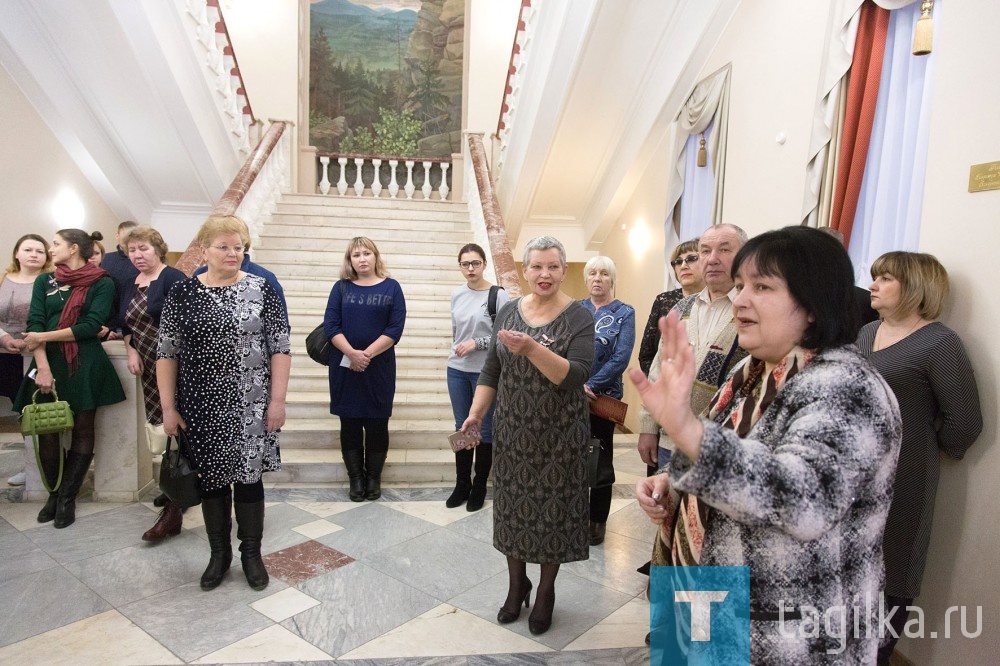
[446, 366, 495, 442]
[658, 446, 672, 470]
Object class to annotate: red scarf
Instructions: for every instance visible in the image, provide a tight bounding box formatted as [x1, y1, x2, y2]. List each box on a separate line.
[54, 262, 109, 374]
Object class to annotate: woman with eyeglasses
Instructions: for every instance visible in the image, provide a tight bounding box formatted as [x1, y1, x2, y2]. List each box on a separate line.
[637, 239, 703, 378]
[157, 216, 291, 591]
[445, 243, 508, 511]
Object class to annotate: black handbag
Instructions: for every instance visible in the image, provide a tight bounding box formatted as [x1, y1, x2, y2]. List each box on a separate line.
[306, 323, 331, 366]
[159, 431, 201, 508]
[587, 437, 615, 488]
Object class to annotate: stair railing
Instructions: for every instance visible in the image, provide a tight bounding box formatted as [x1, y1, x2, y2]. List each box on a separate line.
[465, 132, 521, 297]
[316, 153, 452, 201]
[175, 121, 292, 275]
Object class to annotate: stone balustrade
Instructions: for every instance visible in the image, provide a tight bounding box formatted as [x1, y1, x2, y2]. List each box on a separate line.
[316, 155, 452, 201]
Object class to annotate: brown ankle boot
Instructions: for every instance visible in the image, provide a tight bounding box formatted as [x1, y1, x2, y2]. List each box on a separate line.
[142, 501, 184, 541]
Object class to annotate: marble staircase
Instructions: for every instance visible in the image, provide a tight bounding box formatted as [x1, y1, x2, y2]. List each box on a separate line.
[253, 194, 473, 484]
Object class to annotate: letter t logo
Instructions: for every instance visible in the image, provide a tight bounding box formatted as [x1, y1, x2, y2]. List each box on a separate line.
[675, 590, 729, 641]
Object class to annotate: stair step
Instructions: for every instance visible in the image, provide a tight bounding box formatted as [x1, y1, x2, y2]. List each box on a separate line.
[278, 194, 464, 214]
[262, 224, 472, 243]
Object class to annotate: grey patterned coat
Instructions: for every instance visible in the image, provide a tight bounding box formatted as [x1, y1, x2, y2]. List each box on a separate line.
[667, 345, 901, 664]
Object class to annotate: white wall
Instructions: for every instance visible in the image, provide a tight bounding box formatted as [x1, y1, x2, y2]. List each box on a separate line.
[0, 64, 121, 258]
[900, 0, 1000, 661]
[607, 2, 999, 662]
[466, 0, 523, 158]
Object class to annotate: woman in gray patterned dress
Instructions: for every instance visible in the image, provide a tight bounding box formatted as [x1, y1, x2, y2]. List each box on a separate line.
[157, 216, 291, 592]
[461, 236, 593, 636]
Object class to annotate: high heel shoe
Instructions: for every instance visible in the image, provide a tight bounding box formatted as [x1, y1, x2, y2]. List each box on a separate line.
[528, 587, 554, 635]
[497, 579, 532, 623]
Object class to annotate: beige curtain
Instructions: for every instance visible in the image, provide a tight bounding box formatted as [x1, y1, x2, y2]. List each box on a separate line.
[665, 64, 731, 229]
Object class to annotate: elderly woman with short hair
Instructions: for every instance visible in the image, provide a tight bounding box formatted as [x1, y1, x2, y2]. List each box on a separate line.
[634, 226, 901, 662]
[579, 255, 635, 546]
[157, 216, 291, 592]
[857, 251, 983, 665]
[119, 225, 186, 541]
[461, 236, 594, 636]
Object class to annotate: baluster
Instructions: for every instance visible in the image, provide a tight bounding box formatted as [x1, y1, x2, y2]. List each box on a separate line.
[388, 160, 400, 198]
[439, 163, 450, 200]
[337, 158, 348, 196]
[371, 159, 383, 197]
[404, 160, 415, 199]
[353, 158, 365, 196]
[421, 161, 433, 199]
[318, 156, 331, 195]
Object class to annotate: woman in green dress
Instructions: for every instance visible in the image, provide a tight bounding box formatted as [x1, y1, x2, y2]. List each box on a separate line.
[15, 229, 125, 528]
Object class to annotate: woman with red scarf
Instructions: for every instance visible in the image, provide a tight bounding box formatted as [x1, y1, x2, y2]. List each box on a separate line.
[15, 229, 125, 528]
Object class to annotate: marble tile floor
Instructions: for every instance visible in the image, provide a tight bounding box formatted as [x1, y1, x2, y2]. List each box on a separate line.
[0, 446, 658, 665]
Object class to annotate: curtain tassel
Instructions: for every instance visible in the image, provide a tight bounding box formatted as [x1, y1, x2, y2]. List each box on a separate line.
[697, 134, 707, 167]
[912, 0, 934, 56]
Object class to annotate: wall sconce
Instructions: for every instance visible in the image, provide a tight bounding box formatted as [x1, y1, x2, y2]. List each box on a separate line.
[628, 223, 650, 256]
[51, 189, 85, 227]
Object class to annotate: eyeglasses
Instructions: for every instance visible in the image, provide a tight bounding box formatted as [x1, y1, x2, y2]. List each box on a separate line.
[209, 245, 245, 255]
[669, 254, 699, 267]
[459, 260, 483, 269]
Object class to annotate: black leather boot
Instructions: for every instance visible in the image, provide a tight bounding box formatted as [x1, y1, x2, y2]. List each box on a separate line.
[37, 493, 58, 523]
[446, 448, 473, 508]
[342, 446, 366, 502]
[200, 493, 232, 590]
[235, 500, 268, 591]
[467, 442, 492, 512]
[36, 433, 62, 523]
[365, 448, 387, 501]
[53, 452, 93, 529]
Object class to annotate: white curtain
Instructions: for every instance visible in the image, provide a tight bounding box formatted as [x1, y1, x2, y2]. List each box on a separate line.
[678, 120, 716, 244]
[848, 0, 938, 285]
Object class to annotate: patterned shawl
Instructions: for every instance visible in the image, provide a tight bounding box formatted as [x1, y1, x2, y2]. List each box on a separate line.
[54, 262, 109, 373]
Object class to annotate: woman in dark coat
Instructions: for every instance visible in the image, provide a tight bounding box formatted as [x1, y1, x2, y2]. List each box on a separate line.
[16, 229, 125, 529]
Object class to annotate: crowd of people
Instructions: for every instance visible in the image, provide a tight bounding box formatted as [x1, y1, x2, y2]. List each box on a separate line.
[0, 217, 983, 660]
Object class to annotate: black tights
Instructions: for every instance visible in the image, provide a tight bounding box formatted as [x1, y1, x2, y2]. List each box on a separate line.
[201, 480, 264, 503]
[339, 417, 389, 455]
[589, 414, 615, 522]
[36, 409, 96, 486]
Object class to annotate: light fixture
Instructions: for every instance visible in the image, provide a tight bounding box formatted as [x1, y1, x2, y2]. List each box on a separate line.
[51, 189, 85, 227]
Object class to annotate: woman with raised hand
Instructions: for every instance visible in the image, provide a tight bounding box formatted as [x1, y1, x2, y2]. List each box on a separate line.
[460, 236, 594, 636]
[324, 237, 406, 502]
[15, 229, 125, 528]
[157, 215, 290, 591]
[634, 227, 900, 662]
[858, 251, 983, 665]
[118, 226, 186, 542]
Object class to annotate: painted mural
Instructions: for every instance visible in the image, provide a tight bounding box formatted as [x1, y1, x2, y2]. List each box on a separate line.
[309, 0, 464, 159]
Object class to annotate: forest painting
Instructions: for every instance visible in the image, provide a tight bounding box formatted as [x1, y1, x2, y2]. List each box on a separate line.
[309, 0, 464, 159]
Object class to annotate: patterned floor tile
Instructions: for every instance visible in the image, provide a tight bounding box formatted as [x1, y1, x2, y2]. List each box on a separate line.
[192, 623, 333, 663]
[339, 603, 552, 659]
[250, 587, 322, 622]
[265, 539, 354, 586]
[315, 502, 437, 559]
[293, 518, 344, 539]
[0, 609, 182, 664]
[0, 566, 112, 647]
[383, 500, 493, 527]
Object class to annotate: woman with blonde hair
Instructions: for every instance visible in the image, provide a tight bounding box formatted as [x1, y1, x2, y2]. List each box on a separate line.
[118, 226, 186, 541]
[857, 251, 983, 665]
[324, 237, 406, 501]
[2, 234, 52, 486]
[157, 216, 291, 591]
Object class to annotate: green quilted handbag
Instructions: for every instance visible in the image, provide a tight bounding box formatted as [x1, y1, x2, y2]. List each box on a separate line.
[21, 388, 74, 492]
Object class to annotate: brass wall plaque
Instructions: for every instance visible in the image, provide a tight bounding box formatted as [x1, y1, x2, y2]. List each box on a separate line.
[969, 161, 1000, 193]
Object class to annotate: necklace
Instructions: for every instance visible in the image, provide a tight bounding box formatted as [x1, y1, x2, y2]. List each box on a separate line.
[874, 317, 924, 351]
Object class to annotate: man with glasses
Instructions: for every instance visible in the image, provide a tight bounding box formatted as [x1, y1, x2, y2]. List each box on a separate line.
[638, 224, 749, 473]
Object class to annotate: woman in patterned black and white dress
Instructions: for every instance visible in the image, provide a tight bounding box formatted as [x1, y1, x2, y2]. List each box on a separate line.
[157, 216, 291, 592]
[858, 251, 983, 665]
